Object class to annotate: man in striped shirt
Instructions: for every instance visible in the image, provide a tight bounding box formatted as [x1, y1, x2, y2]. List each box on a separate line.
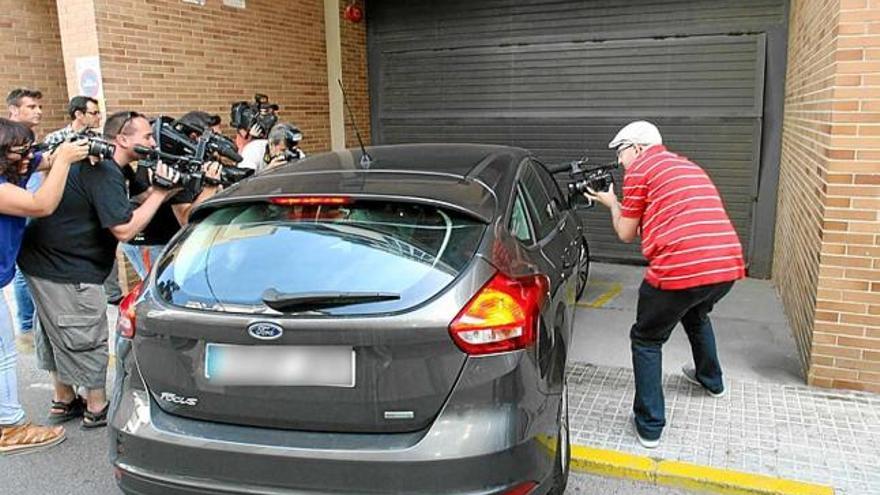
[585, 121, 745, 448]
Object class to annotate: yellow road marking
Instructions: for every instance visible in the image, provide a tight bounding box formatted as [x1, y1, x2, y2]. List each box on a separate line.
[576, 282, 623, 308]
[568, 444, 834, 495]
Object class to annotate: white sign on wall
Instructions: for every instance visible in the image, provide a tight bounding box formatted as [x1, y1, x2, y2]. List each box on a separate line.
[223, 0, 246, 8]
[75, 56, 104, 102]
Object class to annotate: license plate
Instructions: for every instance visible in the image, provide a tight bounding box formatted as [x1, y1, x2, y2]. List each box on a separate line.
[205, 344, 355, 387]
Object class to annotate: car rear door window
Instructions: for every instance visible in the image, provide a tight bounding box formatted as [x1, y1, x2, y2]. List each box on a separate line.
[519, 164, 557, 240]
[154, 200, 486, 315]
[533, 160, 567, 210]
[509, 187, 534, 243]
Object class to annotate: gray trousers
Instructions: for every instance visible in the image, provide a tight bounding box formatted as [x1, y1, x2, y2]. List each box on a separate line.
[25, 274, 109, 389]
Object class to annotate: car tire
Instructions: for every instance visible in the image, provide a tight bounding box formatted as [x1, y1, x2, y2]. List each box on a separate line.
[549, 380, 570, 495]
[575, 238, 590, 301]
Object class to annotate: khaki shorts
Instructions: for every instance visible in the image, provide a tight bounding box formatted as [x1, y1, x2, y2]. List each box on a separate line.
[25, 275, 109, 389]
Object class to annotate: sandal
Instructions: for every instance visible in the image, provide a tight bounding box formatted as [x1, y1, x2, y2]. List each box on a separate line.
[82, 403, 109, 429]
[47, 396, 86, 425]
[0, 422, 66, 455]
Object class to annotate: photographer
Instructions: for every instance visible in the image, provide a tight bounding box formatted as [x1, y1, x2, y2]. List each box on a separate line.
[17, 111, 181, 429]
[240, 122, 304, 172]
[120, 112, 222, 279]
[584, 121, 744, 449]
[0, 118, 88, 453]
[231, 95, 278, 152]
[42, 96, 102, 149]
[41, 96, 125, 306]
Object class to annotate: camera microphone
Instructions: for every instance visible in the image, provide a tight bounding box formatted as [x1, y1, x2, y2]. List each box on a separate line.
[134, 145, 155, 157]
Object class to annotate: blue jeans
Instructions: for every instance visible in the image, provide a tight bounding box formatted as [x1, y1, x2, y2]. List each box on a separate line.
[630, 280, 733, 440]
[12, 267, 34, 333]
[120, 244, 165, 280]
[1, 282, 26, 425]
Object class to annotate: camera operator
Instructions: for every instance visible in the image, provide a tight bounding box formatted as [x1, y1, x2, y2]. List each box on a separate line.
[584, 121, 744, 449]
[231, 95, 278, 152]
[17, 111, 181, 429]
[120, 112, 222, 280]
[178, 110, 221, 134]
[42, 96, 102, 149]
[240, 122, 304, 172]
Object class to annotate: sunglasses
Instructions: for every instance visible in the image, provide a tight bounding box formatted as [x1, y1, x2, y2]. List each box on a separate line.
[114, 111, 144, 136]
[86, 110, 101, 116]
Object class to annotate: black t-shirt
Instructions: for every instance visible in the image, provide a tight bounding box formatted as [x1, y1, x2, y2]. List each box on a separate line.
[123, 165, 194, 246]
[19, 158, 133, 284]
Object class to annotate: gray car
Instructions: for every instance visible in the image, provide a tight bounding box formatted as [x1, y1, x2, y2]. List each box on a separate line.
[110, 144, 588, 494]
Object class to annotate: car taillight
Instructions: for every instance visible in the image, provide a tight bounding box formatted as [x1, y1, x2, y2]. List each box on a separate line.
[117, 282, 143, 339]
[269, 196, 351, 205]
[449, 272, 549, 355]
[503, 481, 538, 495]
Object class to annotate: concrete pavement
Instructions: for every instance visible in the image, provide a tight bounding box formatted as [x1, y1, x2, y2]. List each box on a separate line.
[565, 263, 879, 495]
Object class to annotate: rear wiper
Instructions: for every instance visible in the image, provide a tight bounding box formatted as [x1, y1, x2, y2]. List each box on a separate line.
[261, 288, 400, 312]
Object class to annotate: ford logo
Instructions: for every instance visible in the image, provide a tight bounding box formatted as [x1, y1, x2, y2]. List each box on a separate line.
[247, 322, 283, 340]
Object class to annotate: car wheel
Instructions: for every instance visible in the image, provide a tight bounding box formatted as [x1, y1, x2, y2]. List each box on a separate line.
[575, 238, 590, 301]
[549, 380, 570, 494]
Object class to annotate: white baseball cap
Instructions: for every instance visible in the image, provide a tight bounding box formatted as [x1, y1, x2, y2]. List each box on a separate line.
[608, 121, 663, 149]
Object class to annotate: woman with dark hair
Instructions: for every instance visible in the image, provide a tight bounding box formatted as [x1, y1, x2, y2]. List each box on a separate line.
[0, 117, 88, 454]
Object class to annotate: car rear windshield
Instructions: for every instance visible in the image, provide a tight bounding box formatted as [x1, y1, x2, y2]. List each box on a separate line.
[153, 200, 486, 315]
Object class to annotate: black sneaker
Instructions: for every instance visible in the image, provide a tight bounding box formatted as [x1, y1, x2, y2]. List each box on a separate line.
[681, 365, 726, 398]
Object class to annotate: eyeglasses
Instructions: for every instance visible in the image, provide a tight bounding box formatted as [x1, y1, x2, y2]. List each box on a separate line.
[86, 110, 101, 116]
[6, 143, 35, 157]
[616, 144, 634, 157]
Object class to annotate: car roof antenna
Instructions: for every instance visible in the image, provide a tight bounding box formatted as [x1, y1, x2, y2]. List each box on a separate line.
[337, 79, 373, 169]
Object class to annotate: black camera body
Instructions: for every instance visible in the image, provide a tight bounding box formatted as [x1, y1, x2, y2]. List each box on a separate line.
[548, 156, 619, 207]
[230, 93, 278, 136]
[37, 131, 116, 160]
[567, 160, 617, 194]
[136, 115, 253, 191]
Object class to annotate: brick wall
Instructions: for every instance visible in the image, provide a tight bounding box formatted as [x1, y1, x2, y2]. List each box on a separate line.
[777, 0, 880, 393]
[339, 0, 370, 147]
[89, 0, 332, 153]
[774, 0, 837, 383]
[0, 0, 69, 135]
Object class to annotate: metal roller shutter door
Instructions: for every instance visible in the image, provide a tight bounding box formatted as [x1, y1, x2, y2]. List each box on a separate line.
[369, 0, 780, 263]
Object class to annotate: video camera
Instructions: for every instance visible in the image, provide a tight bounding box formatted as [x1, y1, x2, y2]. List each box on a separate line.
[36, 131, 115, 160]
[548, 155, 619, 206]
[230, 93, 278, 136]
[136, 115, 253, 191]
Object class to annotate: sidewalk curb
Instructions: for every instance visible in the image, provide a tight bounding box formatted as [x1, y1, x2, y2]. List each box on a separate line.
[569, 444, 835, 495]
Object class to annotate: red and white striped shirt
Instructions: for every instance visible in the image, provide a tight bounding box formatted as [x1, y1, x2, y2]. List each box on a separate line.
[620, 145, 745, 290]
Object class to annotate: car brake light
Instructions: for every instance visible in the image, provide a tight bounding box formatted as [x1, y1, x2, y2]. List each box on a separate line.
[503, 481, 538, 495]
[117, 282, 143, 339]
[270, 196, 351, 205]
[449, 272, 549, 355]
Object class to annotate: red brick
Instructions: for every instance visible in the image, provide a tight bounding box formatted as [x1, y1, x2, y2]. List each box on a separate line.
[837, 335, 880, 349]
[812, 344, 863, 358]
[810, 365, 859, 380]
[834, 357, 880, 372]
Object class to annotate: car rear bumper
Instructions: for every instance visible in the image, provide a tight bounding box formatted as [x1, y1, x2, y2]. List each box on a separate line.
[110, 352, 558, 495]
